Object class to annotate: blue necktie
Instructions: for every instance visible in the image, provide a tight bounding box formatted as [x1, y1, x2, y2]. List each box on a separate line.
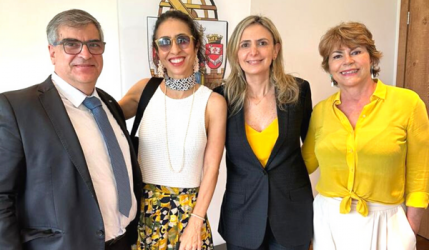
[83, 96, 132, 217]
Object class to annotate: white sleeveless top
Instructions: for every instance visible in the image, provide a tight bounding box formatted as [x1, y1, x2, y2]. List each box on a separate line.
[138, 85, 212, 188]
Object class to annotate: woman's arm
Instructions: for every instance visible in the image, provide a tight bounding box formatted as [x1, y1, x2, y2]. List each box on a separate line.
[301, 112, 319, 174]
[407, 207, 426, 234]
[118, 78, 150, 120]
[179, 92, 227, 250]
[405, 97, 429, 234]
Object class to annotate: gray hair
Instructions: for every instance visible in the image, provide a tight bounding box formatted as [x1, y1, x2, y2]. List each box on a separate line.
[46, 9, 104, 45]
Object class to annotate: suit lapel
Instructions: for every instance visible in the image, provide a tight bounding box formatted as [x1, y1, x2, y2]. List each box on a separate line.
[38, 77, 97, 198]
[97, 89, 127, 134]
[236, 102, 290, 171]
[265, 104, 289, 170]
[97, 89, 142, 189]
[236, 108, 265, 169]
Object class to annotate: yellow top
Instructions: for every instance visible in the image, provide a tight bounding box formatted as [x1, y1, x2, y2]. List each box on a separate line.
[302, 80, 429, 216]
[245, 118, 279, 167]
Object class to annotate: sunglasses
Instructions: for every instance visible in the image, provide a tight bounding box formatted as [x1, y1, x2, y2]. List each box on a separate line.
[155, 34, 195, 52]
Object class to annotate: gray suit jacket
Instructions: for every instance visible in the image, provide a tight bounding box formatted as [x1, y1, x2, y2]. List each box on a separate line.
[214, 78, 313, 248]
[0, 76, 142, 250]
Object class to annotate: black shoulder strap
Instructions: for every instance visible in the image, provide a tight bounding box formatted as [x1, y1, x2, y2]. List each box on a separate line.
[130, 77, 163, 137]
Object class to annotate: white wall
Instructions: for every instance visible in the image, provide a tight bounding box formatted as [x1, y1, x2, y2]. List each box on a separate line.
[250, 0, 400, 195]
[0, 0, 401, 247]
[251, 0, 399, 104]
[0, 0, 122, 99]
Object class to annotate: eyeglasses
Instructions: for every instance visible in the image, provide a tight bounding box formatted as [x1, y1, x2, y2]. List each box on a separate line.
[53, 39, 106, 55]
[155, 35, 195, 52]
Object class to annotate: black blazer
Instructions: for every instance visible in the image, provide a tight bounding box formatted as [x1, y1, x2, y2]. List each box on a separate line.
[0, 76, 142, 250]
[214, 78, 313, 248]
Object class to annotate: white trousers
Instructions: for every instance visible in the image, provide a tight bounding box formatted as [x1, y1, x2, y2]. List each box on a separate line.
[313, 194, 416, 250]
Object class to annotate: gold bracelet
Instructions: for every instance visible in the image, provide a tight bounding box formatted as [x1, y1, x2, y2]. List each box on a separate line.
[190, 213, 205, 221]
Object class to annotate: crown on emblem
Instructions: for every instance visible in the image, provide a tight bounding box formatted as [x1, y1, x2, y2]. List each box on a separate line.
[206, 34, 223, 44]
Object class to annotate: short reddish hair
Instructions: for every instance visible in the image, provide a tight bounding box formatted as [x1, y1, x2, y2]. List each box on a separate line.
[319, 22, 382, 76]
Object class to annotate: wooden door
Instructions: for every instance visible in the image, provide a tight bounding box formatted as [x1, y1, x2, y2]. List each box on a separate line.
[396, 0, 429, 240]
[397, 0, 429, 110]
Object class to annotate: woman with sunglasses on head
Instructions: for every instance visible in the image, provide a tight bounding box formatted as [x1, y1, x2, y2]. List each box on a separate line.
[214, 15, 313, 250]
[302, 22, 429, 250]
[120, 10, 226, 250]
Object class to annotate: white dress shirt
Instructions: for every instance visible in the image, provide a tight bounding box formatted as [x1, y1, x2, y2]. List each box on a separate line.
[51, 73, 137, 241]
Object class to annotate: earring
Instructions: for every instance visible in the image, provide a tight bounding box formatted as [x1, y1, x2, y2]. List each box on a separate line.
[157, 61, 164, 77]
[371, 65, 376, 79]
[193, 57, 199, 73]
[330, 75, 336, 87]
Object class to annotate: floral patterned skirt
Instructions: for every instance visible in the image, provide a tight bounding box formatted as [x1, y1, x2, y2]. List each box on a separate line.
[137, 184, 214, 250]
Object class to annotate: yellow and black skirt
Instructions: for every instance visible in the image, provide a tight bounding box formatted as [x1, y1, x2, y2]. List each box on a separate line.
[137, 184, 214, 250]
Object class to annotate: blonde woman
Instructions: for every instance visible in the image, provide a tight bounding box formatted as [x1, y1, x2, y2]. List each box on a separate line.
[214, 15, 313, 250]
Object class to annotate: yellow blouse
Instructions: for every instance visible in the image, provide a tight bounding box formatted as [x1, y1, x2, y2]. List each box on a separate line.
[302, 80, 429, 216]
[245, 118, 279, 167]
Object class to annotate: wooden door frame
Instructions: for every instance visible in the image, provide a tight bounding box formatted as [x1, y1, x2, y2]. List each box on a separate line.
[396, 0, 429, 240]
[396, 0, 410, 88]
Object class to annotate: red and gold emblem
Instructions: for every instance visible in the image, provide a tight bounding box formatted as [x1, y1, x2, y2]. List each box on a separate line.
[205, 34, 223, 69]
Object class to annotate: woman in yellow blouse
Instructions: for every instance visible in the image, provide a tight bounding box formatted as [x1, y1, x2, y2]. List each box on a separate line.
[302, 22, 429, 250]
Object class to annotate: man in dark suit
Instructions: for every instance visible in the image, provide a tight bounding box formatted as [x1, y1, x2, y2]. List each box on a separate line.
[0, 9, 141, 250]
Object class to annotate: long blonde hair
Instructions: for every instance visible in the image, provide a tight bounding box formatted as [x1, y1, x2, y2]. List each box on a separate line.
[224, 15, 299, 115]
